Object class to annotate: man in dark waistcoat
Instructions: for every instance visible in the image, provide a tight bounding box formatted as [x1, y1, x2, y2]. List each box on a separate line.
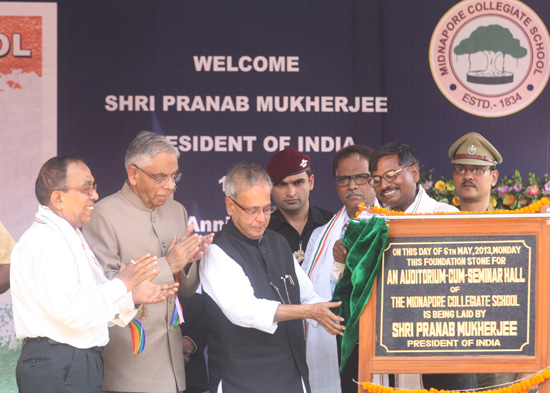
[200, 162, 345, 393]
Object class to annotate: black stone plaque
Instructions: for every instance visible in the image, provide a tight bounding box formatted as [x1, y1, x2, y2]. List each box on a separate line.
[375, 235, 536, 356]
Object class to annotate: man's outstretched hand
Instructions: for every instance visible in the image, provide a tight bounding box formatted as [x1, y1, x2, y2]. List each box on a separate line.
[274, 301, 345, 336]
[308, 301, 345, 336]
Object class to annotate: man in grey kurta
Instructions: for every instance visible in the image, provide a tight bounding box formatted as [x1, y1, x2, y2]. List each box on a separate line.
[84, 131, 211, 393]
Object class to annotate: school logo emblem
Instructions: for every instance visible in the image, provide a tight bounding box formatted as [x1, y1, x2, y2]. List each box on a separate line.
[429, 0, 550, 117]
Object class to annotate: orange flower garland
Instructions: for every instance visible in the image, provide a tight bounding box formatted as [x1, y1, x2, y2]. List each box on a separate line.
[360, 368, 550, 393]
[356, 198, 550, 218]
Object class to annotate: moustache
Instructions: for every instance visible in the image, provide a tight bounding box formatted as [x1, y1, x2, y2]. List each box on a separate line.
[382, 186, 399, 193]
[345, 190, 363, 198]
[461, 181, 476, 188]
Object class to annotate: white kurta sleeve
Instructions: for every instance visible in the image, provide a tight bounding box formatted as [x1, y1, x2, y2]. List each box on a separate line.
[200, 244, 280, 334]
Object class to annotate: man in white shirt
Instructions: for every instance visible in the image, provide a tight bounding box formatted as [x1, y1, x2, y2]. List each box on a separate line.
[369, 142, 458, 214]
[10, 156, 177, 393]
[302, 144, 377, 393]
[369, 143, 477, 391]
[200, 162, 345, 393]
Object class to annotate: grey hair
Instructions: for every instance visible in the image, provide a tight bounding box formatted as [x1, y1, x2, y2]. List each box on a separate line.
[124, 131, 180, 169]
[224, 162, 273, 199]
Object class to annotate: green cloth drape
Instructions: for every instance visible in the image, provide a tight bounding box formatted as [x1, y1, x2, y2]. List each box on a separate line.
[331, 216, 389, 372]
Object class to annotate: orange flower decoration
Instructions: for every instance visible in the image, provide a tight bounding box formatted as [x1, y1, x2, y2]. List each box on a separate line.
[361, 366, 550, 393]
[369, 197, 550, 216]
[502, 194, 515, 206]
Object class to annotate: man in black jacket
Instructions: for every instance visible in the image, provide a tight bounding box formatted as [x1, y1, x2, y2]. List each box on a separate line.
[266, 149, 333, 264]
[199, 162, 344, 393]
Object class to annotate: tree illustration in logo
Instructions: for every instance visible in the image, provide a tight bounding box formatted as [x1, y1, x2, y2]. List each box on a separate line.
[454, 24, 527, 85]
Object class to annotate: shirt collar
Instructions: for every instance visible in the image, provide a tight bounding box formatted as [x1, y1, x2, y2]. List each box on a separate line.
[269, 206, 325, 231]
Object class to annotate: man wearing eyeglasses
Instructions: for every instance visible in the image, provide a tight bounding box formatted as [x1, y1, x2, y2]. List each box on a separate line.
[449, 132, 502, 212]
[200, 162, 345, 393]
[449, 133, 517, 389]
[266, 148, 334, 265]
[83, 131, 212, 393]
[369, 143, 458, 214]
[11, 156, 178, 393]
[370, 143, 478, 392]
[301, 144, 377, 393]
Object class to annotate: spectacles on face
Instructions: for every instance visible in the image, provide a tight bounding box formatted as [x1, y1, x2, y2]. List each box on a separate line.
[229, 198, 277, 217]
[368, 164, 413, 188]
[57, 182, 98, 196]
[454, 166, 491, 176]
[133, 165, 182, 185]
[334, 173, 370, 187]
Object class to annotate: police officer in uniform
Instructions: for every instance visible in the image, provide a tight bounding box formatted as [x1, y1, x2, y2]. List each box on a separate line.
[449, 132, 502, 212]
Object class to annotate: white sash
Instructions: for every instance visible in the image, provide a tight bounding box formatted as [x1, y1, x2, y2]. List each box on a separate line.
[35, 205, 107, 287]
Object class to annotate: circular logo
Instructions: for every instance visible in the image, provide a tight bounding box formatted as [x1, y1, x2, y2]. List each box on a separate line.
[430, 0, 550, 117]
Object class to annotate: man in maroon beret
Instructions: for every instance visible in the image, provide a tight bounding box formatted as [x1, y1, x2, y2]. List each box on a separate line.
[266, 148, 334, 264]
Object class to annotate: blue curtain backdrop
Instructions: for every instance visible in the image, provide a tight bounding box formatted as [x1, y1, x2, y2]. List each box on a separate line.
[49, 0, 550, 229]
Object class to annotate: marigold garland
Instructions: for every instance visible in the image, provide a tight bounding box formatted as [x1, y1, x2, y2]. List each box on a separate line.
[360, 368, 550, 393]
[356, 198, 550, 218]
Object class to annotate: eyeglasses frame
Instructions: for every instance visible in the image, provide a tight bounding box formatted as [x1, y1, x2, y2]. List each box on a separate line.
[334, 172, 370, 187]
[453, 165, 493, 176]
[368, 163, 415, 188]
[133, 164, 182, 185]
[57, 182, 98, 196]
[229, 197, 277, 217]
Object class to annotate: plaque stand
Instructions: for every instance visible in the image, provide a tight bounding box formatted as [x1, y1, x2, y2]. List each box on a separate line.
[358, 214, 550, 393]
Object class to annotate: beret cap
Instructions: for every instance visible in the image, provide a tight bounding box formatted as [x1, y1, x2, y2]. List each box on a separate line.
[266, 148, 311, 184]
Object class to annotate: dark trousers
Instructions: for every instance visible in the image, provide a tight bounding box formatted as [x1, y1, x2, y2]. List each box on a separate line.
[337, 336, 359, 393]
[17, 337, 104, 393]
